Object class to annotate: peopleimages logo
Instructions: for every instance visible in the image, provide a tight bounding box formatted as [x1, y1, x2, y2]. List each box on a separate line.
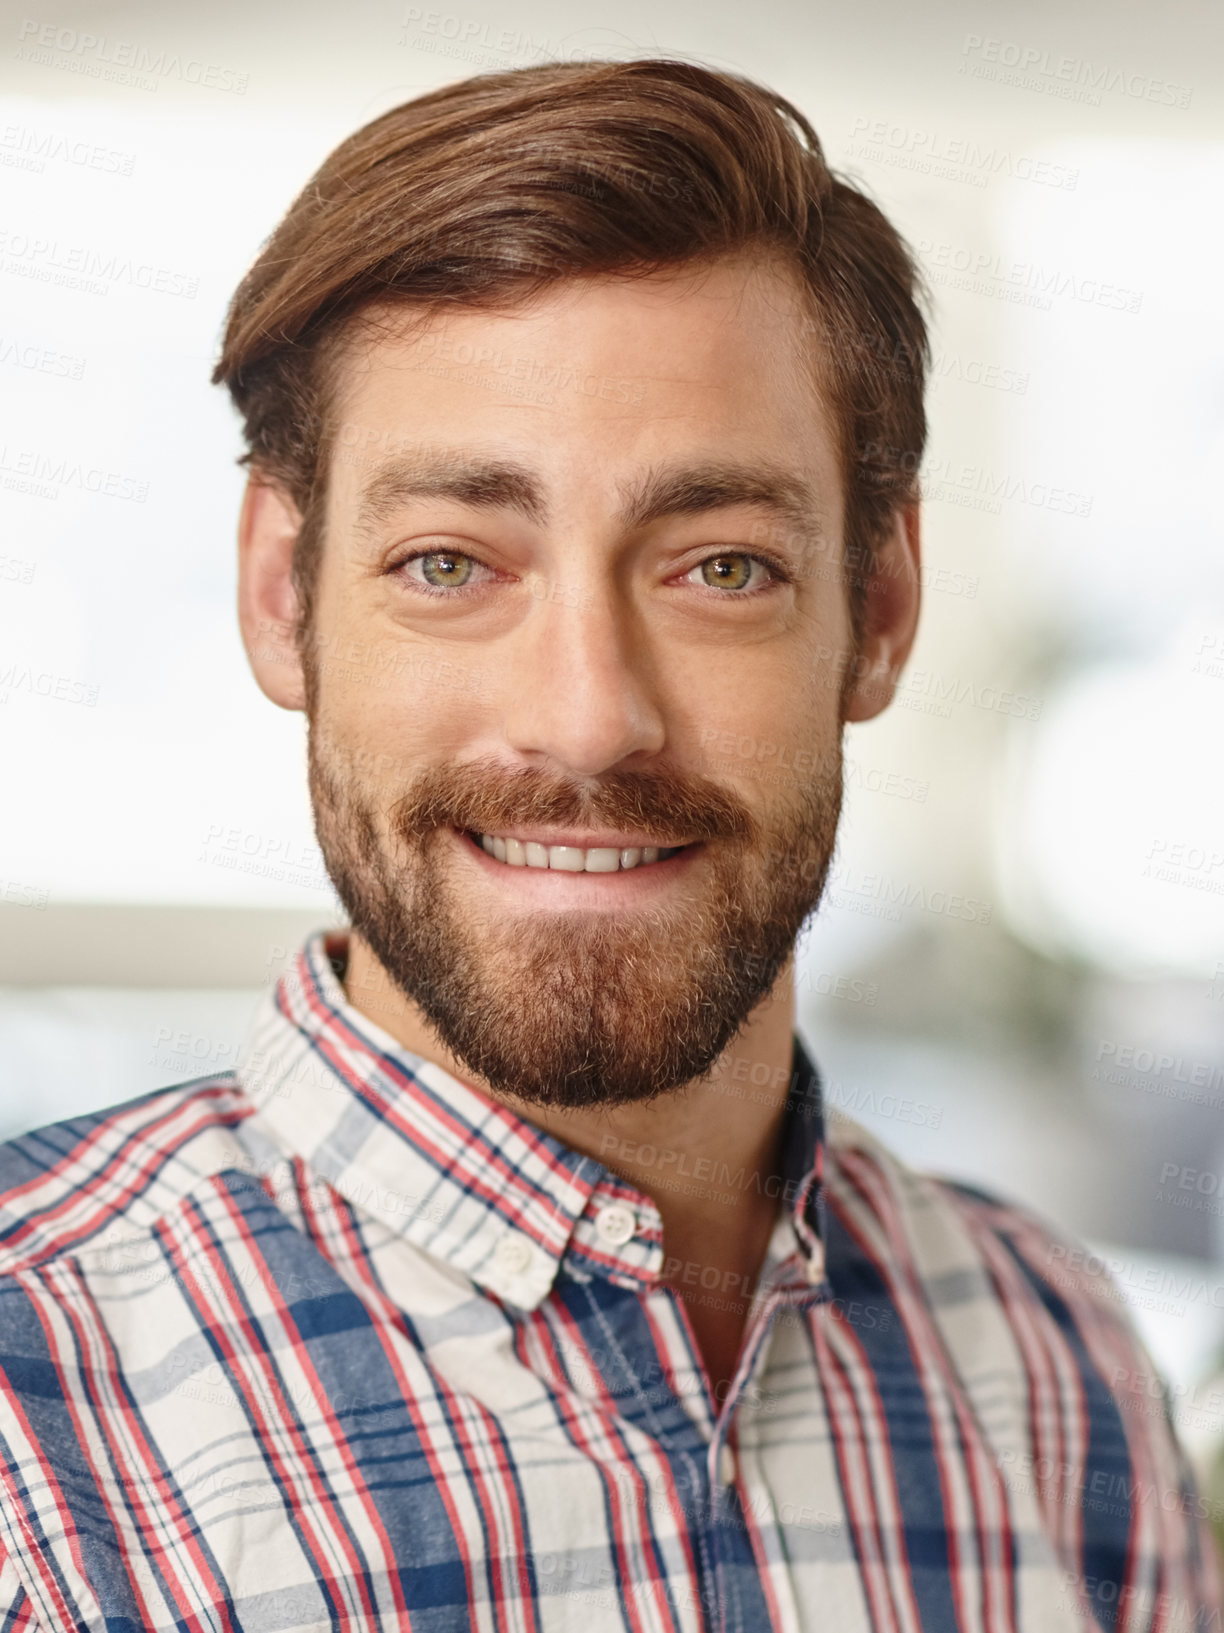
[847, 116, 1080, 192]
[0, 443, 149, 501]
[14, 19, 249, 93]
[916, 239, 1142, 314]
[0, 229, 199, 300]
[826, 859, 993, 926]
[0, 334, 85, 380]
[958, 34, 1192, 110]
[0, 121, 136, 177]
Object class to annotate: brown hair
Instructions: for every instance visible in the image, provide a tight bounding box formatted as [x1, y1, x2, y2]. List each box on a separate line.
[213, 57, 930, 641]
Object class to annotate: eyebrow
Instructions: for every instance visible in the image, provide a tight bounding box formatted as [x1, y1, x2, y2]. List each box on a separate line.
[354, 451, 829, 544]
[619, 463, 826, 539]
[355, 454, 546, 535]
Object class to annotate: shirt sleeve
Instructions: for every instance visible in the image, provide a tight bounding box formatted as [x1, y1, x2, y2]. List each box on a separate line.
[944, 1180, 1224, 1632]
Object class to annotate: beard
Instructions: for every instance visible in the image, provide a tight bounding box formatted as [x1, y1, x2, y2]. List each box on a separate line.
[307, 692, 846, 1112]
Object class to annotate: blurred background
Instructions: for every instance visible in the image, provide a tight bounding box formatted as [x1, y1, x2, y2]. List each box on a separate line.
[1, 0, 1222, 1522]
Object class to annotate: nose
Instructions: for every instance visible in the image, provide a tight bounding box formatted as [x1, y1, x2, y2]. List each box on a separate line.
[499, 585, 666, 776]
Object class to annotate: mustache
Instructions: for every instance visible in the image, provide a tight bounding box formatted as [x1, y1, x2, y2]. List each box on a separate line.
[387, 755, 763, 848]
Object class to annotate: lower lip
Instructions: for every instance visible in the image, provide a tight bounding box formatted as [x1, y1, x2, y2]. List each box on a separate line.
[450, 828, 703, 908]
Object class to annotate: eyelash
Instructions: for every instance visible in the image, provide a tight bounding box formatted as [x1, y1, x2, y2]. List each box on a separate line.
[388, 548, 792, 600]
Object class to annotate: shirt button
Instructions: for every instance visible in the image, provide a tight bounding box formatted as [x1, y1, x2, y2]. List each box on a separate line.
[718, 1445, 737, 1486]
[804, 1252, 824, 1284]
[594, 1203, 637, 1245]
[494, 1234, 533, 1275]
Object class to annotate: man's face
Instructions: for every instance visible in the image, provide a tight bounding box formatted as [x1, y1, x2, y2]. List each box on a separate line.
[299, 255, 860, 1110]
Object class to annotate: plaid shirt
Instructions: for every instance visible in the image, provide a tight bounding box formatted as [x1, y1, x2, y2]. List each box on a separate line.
[0, 932, 1217, 1632]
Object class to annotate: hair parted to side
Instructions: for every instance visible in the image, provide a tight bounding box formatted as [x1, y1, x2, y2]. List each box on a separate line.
[213, 57, 930, 642]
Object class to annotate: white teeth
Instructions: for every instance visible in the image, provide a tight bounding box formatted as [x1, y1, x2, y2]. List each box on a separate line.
[474, 833, 682, 871]
[548, 845, 586, 872]
[583, 848, 620, 873]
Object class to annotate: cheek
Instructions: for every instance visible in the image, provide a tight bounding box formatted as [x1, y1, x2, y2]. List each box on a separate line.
[782, 612, 854, 736]
[686, 661, 835, 796]
[313, 625, 490, 745]
[352, 692, 478, 784]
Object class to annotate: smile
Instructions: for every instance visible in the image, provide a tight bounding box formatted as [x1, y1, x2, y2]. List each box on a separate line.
[452, 827, 700, 899]
[469, 832, 687, 872]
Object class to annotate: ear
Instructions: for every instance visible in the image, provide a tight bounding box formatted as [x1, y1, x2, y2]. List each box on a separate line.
[236, 473, 307, 712]
[840, 501, 922, 724]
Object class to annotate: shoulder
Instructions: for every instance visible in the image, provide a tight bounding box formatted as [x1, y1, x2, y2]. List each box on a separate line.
[821, 1111, 1223, 1613]
[821, 1107, 1151, 1350]
[0, 1074, 256, 1276]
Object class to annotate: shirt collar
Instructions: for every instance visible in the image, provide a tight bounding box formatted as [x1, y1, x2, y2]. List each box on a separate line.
[237, 931, 826, 1311]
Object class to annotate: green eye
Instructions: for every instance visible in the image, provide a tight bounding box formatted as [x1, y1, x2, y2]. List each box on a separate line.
[419, 551, 474, 588]
[700, 554, 755, 590]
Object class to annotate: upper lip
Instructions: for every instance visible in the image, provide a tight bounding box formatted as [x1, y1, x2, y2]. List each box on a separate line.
[461, 827, 694, 850]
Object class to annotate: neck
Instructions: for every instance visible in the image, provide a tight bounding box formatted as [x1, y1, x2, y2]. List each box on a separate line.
[344, 933, 798, 1394]
[343, 932, 797, 1248]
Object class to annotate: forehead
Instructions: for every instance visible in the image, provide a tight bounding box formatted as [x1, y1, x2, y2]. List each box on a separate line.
[324, 254, 842, 518]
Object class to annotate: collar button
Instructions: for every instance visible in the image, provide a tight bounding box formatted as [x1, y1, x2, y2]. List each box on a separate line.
[594, 1203, 637, 1245]
[494, 1234, 533, 1275]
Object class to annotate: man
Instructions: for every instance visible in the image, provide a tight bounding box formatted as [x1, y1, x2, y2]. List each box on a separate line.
[0, 58, 1216, 1633]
